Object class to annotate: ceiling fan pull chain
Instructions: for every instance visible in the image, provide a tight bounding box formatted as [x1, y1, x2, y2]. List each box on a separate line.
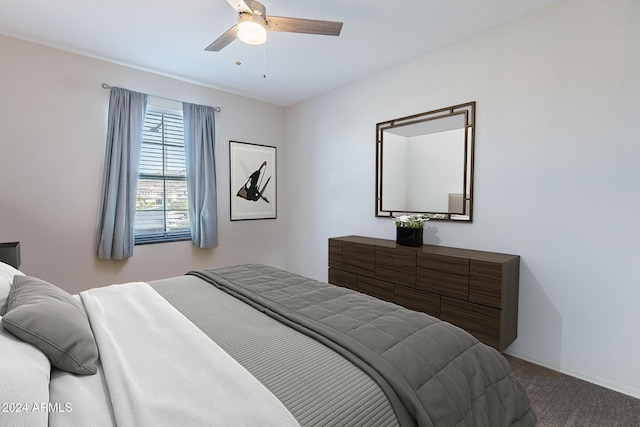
[234, 36, 242, 66]
[262, 42, 267, 78]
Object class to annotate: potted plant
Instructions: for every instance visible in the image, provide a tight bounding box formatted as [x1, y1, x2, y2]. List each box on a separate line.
[393, 214, 429, 247]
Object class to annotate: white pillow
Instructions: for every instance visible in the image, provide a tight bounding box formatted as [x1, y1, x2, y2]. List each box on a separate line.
[0, 261, 25, 316]
[0, 324, 50, 427]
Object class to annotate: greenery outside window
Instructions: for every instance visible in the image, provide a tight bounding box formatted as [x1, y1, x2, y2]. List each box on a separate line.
[135, 103, 191, 244]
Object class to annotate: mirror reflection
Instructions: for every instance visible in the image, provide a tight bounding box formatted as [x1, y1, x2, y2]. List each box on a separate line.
[376, 102, 475, 221]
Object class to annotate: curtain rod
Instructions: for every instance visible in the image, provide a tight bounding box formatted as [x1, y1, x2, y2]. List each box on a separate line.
[101, 83, 221, 113]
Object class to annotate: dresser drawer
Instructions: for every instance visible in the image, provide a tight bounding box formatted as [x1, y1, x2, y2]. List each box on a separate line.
[394, 286, 440, 318]
[417, 253, 469, 300]
[441, 297, 501, 350]
[375, 245, 416, 287]
[343, 242, 375, 277]
[328, 239, 343, 269]
[328, 268, 358, 291]
[418, 252, 470, 275]
[358, 276, 394, 303]
[469, 260, 505, 309]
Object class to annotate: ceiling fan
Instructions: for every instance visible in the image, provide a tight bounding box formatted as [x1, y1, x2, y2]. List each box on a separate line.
[205, 0, 343, 52]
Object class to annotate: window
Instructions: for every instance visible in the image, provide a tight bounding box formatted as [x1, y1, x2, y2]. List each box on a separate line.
[135, 103, 190, 244]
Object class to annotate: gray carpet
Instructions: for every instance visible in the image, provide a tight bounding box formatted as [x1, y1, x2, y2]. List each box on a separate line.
[506, 356, 640, 427]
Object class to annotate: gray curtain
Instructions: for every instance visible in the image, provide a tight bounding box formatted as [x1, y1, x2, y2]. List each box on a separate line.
[96, 87, 148, 260]
[183, 102, 218, 248]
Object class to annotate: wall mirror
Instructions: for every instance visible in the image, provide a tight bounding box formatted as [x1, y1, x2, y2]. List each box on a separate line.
[376, 102, 475, 221]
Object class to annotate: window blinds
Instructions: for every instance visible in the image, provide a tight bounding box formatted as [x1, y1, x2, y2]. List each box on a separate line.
[135, 109, 190, 240]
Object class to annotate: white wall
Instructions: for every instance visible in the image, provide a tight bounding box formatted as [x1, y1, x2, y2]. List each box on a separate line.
[285, 0, 640, 397]
[380, 133, 407, 210]
[0, 35, 287, 294]
[407, 130, 465, 212]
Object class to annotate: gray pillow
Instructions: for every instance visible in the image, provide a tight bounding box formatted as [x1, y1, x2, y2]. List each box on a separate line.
[1, 276, 99, 375]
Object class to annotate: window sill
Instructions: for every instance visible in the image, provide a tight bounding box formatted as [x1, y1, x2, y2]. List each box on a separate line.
[135, 233, 191, 246]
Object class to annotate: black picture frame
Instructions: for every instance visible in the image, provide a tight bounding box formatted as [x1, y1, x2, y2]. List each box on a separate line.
[229, 141, 277, 220]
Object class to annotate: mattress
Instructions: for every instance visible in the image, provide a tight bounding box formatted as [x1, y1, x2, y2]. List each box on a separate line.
[1, 263, 535, 426]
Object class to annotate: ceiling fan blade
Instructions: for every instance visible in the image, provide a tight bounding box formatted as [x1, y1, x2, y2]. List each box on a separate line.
[205, 25, 237, 51]
[267, 16, 343, 36]
[226, 0, 252, 13]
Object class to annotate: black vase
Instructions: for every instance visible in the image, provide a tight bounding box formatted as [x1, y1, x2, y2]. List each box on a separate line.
[396, 227, 423, 247]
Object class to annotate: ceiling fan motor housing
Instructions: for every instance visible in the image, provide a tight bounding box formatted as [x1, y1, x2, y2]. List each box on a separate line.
[246, 0, 266, 16]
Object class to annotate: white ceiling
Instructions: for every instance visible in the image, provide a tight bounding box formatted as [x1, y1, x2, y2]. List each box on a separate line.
[0, 0, 561, 106]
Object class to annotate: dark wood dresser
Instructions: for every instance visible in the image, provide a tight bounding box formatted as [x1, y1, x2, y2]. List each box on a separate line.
[328, 235, 520, 351]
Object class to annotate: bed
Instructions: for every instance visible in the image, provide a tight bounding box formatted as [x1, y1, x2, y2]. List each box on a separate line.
[1, 262, 535, 426]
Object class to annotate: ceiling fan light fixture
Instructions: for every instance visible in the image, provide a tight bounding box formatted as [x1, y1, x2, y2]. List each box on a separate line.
[237, 13, 267, 45]
[204, 0, 343, 52]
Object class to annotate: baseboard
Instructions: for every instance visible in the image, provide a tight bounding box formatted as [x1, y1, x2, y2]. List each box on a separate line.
[505, 350, 640, 400]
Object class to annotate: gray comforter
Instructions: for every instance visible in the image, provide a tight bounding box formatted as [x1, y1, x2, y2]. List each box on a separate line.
[188, 264, 535, 427]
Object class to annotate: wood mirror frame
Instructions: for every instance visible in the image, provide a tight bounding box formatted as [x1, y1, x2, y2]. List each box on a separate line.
[376, 102, 475, 221]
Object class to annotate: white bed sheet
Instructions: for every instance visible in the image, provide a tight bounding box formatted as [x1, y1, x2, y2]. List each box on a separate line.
[49, 282, 299, 427]
[0, 323, 50, 427]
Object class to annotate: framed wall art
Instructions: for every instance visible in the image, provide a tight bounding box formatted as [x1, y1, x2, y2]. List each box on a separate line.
[229, 141, 277, 220]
